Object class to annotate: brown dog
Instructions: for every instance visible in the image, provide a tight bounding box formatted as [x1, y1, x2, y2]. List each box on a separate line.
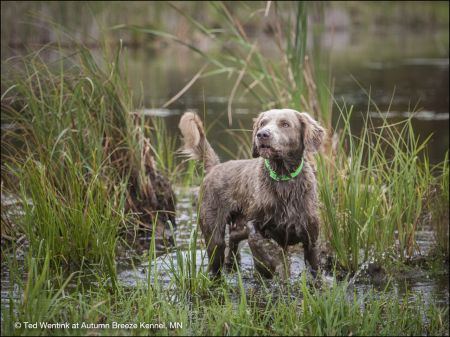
[179, 109, 325, 277]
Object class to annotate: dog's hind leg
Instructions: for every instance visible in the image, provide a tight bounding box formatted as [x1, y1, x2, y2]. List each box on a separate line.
[224, 223, 233, 269]
[200, 210, 228, 276]
[206, 240, 225, 276]
[201, 222, 225, 276]
[224, 221, 248, 271]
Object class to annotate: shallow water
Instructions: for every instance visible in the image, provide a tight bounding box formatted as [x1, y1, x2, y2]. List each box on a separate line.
[116, 188, 449, 308]
[1, 186, 448, 323]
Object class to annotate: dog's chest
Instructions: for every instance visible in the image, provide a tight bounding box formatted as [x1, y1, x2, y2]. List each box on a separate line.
[260, 184, 307, 221]
[251, 178, 311, 242]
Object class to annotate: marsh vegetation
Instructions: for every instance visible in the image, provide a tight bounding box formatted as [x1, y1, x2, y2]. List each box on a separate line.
[1, 2, 449, 336]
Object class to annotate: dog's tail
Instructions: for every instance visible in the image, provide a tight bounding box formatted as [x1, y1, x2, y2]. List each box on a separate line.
[178, 112, 220, 174]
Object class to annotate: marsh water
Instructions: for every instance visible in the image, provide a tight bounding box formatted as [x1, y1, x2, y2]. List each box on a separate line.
[1, 2, 449, 319]
[2, 11, 449, 163]
[83, 24, 450, 307]
[124, 28, 449, 164]
[2, 188, 448, 313]
[113, 188, 449, 309]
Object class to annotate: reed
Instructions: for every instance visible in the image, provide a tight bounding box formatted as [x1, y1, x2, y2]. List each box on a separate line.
[118, 2, 332, 127]
[1, 43, 174, 277]
[317, 101, 441, 271]
[430, 151, 449, 257]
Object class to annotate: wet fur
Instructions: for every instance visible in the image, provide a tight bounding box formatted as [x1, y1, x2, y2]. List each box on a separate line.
[179, 109, 325, 276]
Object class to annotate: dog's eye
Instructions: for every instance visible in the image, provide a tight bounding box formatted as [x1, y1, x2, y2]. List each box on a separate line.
[260, 120, 267, 127]
[281, 122, 290, 128]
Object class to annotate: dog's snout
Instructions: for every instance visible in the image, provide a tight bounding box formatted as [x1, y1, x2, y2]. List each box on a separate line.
[256, 129, 271, 139]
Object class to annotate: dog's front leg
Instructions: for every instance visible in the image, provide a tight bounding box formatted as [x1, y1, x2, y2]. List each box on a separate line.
[302, 217, 320, 275]
[246, 221, 289, 279]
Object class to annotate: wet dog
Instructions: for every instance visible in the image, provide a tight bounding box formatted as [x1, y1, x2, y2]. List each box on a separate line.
[179, 109, 325, 277]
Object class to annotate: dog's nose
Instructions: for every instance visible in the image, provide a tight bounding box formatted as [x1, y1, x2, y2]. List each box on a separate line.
[257, 129, 271, 139]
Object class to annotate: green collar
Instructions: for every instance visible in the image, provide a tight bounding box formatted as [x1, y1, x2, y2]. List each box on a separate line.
[264, 158, 304, 181]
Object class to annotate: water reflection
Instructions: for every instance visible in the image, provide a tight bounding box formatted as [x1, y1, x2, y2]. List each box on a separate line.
[124, 32, 448, 164]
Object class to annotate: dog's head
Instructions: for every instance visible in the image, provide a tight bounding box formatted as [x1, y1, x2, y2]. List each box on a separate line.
[252, 109, 325, 159]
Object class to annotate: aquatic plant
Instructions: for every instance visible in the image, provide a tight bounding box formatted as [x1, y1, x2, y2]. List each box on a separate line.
[3, 241, 448, 336]
[1, 44, 176, 276]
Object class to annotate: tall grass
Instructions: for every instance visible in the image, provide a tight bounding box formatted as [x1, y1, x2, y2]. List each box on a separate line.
[431, 151, 449, 257]
[118, 2, 332, 126]
[1, 43, 175, 276]
[317, 101, 445, 271]
[149, 116, 197, 185]
[13, 157, 124, 279]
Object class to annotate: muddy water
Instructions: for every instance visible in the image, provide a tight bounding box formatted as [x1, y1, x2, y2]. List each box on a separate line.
[1, 188, 448, 315]
[116, 188, 449, 308]
[116, 26, 450, 300]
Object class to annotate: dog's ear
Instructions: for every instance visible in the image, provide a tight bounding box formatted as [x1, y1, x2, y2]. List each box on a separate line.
[297, 112, 325, 153]
[251, 112, 265, 158]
